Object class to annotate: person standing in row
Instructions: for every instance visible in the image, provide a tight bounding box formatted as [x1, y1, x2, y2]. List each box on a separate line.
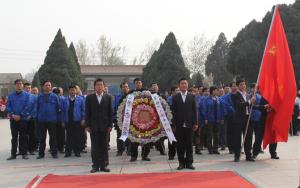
[62, 85, 85, 157]
[231, 79, 256, 162]
[172, 78, 198, 170]
[85, 78, 112, 173]
[202, 86, 224, 155]
[24, 83, 38, 155]
[6, 79, 30, 160]
[36, 81, 61, 159]
[113, 82, 130, 156]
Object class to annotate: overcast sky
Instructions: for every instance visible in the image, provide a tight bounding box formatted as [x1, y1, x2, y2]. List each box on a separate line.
[0, 0, 295, 76]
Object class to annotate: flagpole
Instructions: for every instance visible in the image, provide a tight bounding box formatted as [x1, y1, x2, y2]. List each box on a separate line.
[241, 5, 278, 150]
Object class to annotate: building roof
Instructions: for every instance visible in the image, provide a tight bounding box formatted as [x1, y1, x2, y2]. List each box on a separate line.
[0, 73, 22, 84]
[80, 65, 144, 76]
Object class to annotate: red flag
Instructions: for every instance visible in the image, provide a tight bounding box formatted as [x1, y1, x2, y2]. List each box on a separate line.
[258, 6, 296, 149]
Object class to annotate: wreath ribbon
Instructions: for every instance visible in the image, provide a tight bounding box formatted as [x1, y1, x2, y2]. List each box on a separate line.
[151, 94, 176, 144]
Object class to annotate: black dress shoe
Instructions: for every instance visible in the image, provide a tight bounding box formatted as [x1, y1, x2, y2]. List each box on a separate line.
[142, 157, 151, 161]
[160, 151, 166, 155]
[213, 150, 220, 155]
[36, 155, 44, 159]
[22, 155, 29, 160]
[252, 154, 258, 159]
[29, 151, 35, 155]
[100, 167, 110, 172]
[130, 157, 137, 162]
[209, 150, 213, 155]
[81, 149, 88, 153]
[271, 154, 280, 159]
[246, 157, 255, 162]
[90, 168, 99, 173]
[7, 155, 16, 160]
[64, 154, 71, 158]
[195, 151, 202, 155]
[186, 164, 195, 170]
[177, 164, 185, 170]
[52, 154, 58, 159]
[168, 156, 174, 160]
[221, 147, 226, 151]
[234, 157, 240, 162]
[75, 153, 81, 157]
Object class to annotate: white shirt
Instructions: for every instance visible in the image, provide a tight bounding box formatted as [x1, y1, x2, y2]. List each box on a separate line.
[180, 91, 188, 127]
[238, 90, 250, 115]
[181, 91, 188, 103]
[96, 92, 103, 104]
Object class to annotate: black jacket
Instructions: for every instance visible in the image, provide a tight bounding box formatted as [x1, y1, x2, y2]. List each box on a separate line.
[231, 91, 250, 124]
[171, 92, 197, 128]
[85, 93, 113, 132]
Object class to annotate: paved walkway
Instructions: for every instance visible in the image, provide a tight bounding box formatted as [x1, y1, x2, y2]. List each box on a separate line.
[0, 119, 299, 188]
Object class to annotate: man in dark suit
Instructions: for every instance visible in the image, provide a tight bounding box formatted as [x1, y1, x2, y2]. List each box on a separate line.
[231, 79, 256, 162]
[172, 78, 198, 170]
[85, 78, 112, 173]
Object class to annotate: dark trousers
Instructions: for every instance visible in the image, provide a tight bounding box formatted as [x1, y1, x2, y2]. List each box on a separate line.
[10, 120, 28, 156]
[291, 117, 298, 135]
[56, 122, 65, 152]
[65, 122, 81, 155]
[116, 127, 125, 153]
[155, 137, 166, 154]
[90, 131, 108, 168]
[79, 126, 87, 151]
[27, 119, 37, 152]
[38, 121, 57, 156]
[219, 120, 227, 148]
[232, 119, 253, 159]
[252, 120, 264, 156]
[168, 140, 177, 158]
[199, 125, 206, 149]
[227, 116, 234, 152]
[269, 143, 277, 156]
[131, 143, 150, 159]
[193, 126, 201, 152]
[206, 123, 220, 152]
[176, 127, 193, 165]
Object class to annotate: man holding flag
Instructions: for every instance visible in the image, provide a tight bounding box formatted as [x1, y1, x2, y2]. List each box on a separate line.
[257, 5, 296, 153]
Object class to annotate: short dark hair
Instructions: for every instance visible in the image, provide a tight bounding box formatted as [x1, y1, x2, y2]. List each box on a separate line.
[133, 78, 141, 83]
[52, 87, 60, 94]
[250, 83, 257, 89]
[229, 82, 236, 87]
[202, 87, 209, 92]
[236, 79, 245, 86]
[42, 80, 51, 86]
[24, 82, 31, 87]
[150, 82, 158, 87]
[94, 78, 104, 86]
[14, 79, 23, 85]
[120, 82, 128, 89]
[170, 86, 177, 92]
[209, 86, 218, 94]
[69, 85, 77, 90]
[178, 78, 188, 84]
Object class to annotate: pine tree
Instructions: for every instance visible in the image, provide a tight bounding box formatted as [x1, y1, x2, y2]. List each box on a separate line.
[142, 32, 190, 91]
[32, 29, 82, 92]
[205, 33, 233, 85]
[69, 42, 84, 88]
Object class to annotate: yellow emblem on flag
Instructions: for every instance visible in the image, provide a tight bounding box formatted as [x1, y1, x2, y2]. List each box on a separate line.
[268, 45, 277, 56]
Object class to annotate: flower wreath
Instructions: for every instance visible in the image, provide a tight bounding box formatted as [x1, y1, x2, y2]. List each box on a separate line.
[117, 90, 172, 144]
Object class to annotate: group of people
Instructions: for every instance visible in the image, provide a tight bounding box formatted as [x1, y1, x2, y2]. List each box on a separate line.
[5, 76, 298, 173]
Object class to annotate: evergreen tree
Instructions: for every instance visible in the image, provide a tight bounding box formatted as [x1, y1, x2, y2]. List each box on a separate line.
[227, 1, 300, 82]
[205, 33, 233, 85]
[32, 29, 82, 91]
[142, 32, 190, 91]
[69, 42, 84, 88]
